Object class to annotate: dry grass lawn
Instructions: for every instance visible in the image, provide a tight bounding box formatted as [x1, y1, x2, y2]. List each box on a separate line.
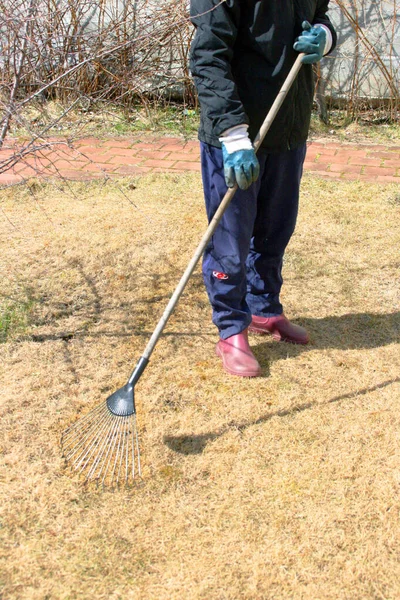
[0, 172, 399, 599]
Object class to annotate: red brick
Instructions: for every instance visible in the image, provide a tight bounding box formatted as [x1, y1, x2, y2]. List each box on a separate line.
[316, 143, 340, 150]
[363, 143, 397, 151]
[335, 150, 369, 159]
[341, 172, 364, 181]
[18, 170, 42, 180]
[304, 158, 318, 166]
[357, 173, 386, 181]
[2, 137, 398, 185]
[0, 150, 16, 159]
[94, 147, 138, 157]
[130, 142, 165, 150]
[305, 149, 318, 158]
[82, 163, 116, 172]
[37, 169, 60, 177]
[158, 143, 187, 152]
[167, 152, 199, 162]
[348, 157, 382, 167]
[136, 150, 171, 160]
[376, 175, 400, 183]
[35, 136, 67, 144]
[52, 160, 89, 170]
[382, 159, 400, 169]
[36, 149, 63, 160]
[171, 161, 201, 172]
[158, 137, 184, 146]
[325, 155, 348, 165]
[36, 144, 62, 154]
[74, 147, 108, 157]
[40, 148, 67, 158]
[80, 148, 128, 162]
[315, 149, 339, 158]
[186, 149, 201, 158]
[69, 148, 93, 158]
[0, 173, 22, 184]
[96, 152, 126, 163]
[183, 141, 199, 151]
[113, 165, 152, 175]
[363, 166, 397, 177]
[75, 136, 105, 146]
[305, 162, 331, 171]
[140, 159, 176, 169]
[368, 151, 400, 160]
[310, 171, 340, 179]
[24, 157, 54, 168]
[307, 144, 326, 151]
[329, 164, 362, 174]
[99, 140, 135, 149]
[108, 156, 142, 165]
[53, 170, 102, 180]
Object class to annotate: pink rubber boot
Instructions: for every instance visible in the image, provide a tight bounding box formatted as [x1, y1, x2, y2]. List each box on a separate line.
[249, 314, 309, 345]
[216, 329, 262, 377]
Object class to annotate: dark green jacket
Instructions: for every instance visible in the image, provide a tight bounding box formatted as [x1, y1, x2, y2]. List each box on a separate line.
[189, 0, 336, 152]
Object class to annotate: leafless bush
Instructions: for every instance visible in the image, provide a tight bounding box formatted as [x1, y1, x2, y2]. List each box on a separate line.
[0, 0, 195, 147]
[322, 0, 400, 122]
[1, 0, 194, 100]
[0, 0, 399, 156]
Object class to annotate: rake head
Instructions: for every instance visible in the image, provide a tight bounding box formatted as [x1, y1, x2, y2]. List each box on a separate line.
[61, 397, 141, 487]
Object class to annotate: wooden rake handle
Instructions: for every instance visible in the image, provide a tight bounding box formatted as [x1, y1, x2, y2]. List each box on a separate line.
[129, 54, 304, 383]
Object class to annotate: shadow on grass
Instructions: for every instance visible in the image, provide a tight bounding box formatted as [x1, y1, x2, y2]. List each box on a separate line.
[258, 311, 400, 353]
[9, 251, 398, 352]
[27, 310, 400, 347]
[250, 310, 400, 367]
[17, 262, 208, 343]
[164, 376, 400, 455]
[164, 311, 400, 455]
[292, 311, 400, 351]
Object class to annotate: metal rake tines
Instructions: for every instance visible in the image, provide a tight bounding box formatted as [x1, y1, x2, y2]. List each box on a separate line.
[61, 403, 141, 487]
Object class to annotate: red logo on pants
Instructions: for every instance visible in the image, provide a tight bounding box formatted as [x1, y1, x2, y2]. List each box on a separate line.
[213, 271, 229, 280]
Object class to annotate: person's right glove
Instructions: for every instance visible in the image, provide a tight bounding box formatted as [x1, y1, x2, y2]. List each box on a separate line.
[219, 124, 260, 191]
[293, 20, 327, 64]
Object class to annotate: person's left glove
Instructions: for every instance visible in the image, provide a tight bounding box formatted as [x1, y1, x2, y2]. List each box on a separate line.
[293, 20, 327, 64]
[219, 124, 260, 191]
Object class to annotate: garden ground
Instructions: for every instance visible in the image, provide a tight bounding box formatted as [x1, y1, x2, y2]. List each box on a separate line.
[0, 168, 399, 599]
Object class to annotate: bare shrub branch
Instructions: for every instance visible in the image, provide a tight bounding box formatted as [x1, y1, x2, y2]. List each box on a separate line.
[0, 0, 398, 183]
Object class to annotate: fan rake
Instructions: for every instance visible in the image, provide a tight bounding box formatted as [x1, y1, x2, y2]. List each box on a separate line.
[61, 55, 304, 487]
[61, 402, 141, 487]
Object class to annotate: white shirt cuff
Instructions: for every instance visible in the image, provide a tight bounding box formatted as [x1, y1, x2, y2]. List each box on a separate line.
[317, 24, 333, 55]
[219, 124, 253, 153]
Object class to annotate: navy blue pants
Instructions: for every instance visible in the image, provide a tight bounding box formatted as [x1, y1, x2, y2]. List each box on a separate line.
[200, 141, 306, 340]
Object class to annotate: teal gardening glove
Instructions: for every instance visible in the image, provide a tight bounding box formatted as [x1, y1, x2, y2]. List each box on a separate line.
[293, 20, 327, 64]
[219, 125, 260, 191]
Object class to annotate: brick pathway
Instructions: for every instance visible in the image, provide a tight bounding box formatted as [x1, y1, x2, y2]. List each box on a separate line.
[0, 136, 399, 185]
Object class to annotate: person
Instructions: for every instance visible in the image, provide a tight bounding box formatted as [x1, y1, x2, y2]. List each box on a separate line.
[189, 0, 337, 377]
